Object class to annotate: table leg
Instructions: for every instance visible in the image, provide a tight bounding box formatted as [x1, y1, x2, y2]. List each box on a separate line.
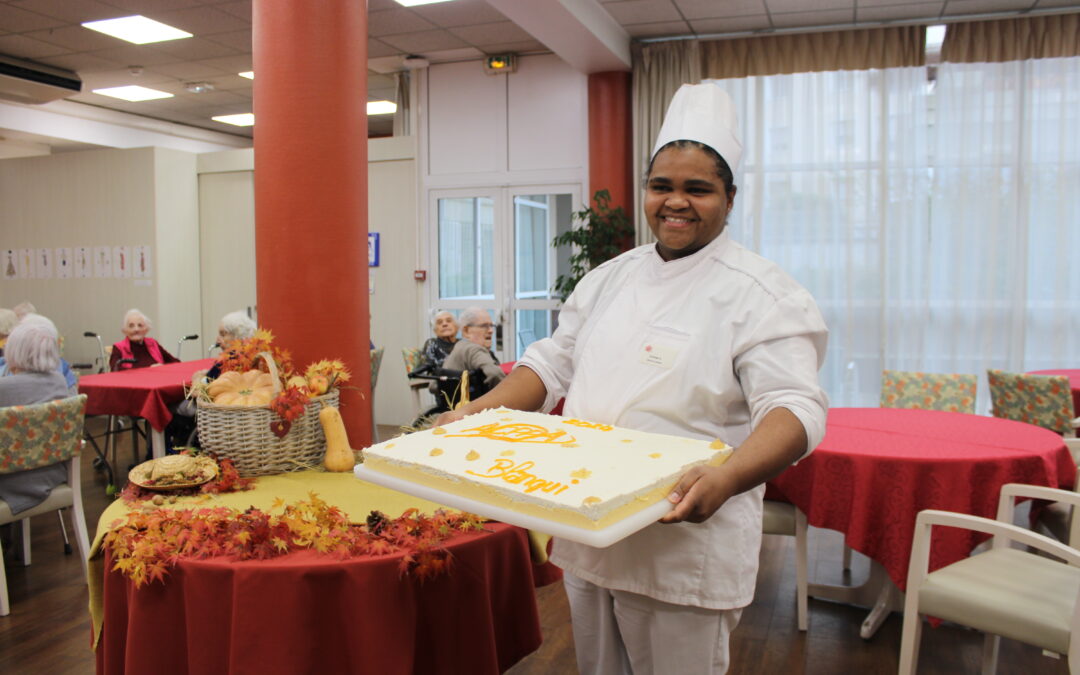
[151, 429, 166, 459]
[808, 557, 905, 640]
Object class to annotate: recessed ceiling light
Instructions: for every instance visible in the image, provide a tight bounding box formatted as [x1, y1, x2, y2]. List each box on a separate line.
[213, 113, 255, 127]
[367, 100, 397, 115]
[926, 25, 946, 52]
[93, 85, 173, 101]
[82, 15, 192, 45]
[238, 71, 255, 79]
[394, 0, 455, 6]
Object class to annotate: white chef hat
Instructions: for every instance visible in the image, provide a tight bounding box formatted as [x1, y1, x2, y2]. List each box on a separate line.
[651, 83, 742, 172]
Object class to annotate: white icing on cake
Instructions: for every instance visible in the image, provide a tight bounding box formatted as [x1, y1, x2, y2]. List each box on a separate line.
[361, 408, 732, 529]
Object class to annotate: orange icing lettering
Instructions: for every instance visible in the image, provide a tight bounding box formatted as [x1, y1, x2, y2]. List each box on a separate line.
[466, 458, 576, 494]
[448, 422, 576, 445]
[563, 419, 613, 432]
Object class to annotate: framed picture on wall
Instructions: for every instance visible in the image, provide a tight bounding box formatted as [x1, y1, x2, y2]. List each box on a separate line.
[56, 248, 72, 279]
[36, 248, 52, 279]
[3, 250, 15, 280]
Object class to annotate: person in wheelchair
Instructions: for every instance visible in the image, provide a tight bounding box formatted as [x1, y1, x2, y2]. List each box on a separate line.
[443, 307, 505, 392]
[109, 309, 179, 371]
[420, 311, 459, 372]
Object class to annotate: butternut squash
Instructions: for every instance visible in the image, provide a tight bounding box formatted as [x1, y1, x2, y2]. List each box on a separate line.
[320, 406, 354, 472]
[208, 370, 276, 406]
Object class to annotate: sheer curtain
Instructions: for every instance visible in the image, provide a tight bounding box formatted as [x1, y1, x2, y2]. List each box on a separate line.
[707, 68, 930, 405]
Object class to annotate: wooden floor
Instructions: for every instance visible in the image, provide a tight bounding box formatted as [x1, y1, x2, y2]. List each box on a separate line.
[0, 423, 1070, 674]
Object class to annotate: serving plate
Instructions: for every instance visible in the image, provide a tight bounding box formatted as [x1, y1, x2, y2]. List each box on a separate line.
[128, 455, 219, 491]
[354, 463, 673, 548]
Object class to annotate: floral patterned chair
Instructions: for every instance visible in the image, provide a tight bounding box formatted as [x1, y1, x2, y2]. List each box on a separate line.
[880, 370, 978, 414]
[0, 394, 89, 616]
[401, 347, 428, 421]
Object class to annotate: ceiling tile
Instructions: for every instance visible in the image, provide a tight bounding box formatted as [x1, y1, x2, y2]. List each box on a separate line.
[368, 38, 400, 58]
[422, 46, 486, 63]
[7, 0, 121, 23]
[1035, 0, 1080, 6]
[24, 25, 124, 52]
[603, 0, 683, 25]
[856, 3, 944, 22]
[770, 8, 856, 27]
[103, 0, 210, 12]
[151, 7, 251, 36]
[0, 33, 70, 59]
[368, 0, 400, 11]
[448, 21, 534, 46]
[766, 0, 853, 11]
[673, 0, 768, 20]
[204, 29, 251, 52]
[151, 60, 230, 79]
[0, 4, 66, 32]
[37, 51, 122, 72]
[475, 39, 548, 55]
[624, 20, 694, 38]
[368, 8, 437, 37]
[78, 68, 173, 88]
[193, 54, 252, 73]
[691, 15, 774, 34]
[379, 29, 470, 53]
[942, 0, 1035, 13]
[410, 0, 509, 27]
[152, 36, 239, 60]
[216, 0, 251, 20]
[855, 0, 943, 6]
[90, 44, 181, 67]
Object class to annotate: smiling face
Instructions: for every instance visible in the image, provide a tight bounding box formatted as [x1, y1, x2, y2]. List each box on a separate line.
[645, 145, 736, 261]
[434, 313, 458, 341]
[463, 311, 494, 348]
[123, 314, 149, 342]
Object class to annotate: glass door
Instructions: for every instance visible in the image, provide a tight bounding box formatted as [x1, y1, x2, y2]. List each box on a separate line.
[429, 185, 579, 361]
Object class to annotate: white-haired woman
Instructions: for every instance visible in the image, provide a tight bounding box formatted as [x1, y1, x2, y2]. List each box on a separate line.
[420, 311, 459, 371]
[109, 309, 179, 371]
[0, 316, 77, 514]
[0, 307, 16, 356]
[216, 310, 257, 348]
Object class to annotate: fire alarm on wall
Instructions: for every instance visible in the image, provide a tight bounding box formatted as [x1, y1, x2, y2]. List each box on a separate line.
[413, 270, 426, 281]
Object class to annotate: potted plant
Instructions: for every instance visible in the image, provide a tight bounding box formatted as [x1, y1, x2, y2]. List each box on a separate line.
[551, 189, 634, 300]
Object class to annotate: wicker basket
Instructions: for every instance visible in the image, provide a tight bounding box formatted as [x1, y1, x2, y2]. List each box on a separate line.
[196, 389, 338, 477]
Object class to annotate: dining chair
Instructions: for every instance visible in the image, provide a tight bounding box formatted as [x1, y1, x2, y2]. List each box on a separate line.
[0, 394, 90, 617]
[898, 483, 1080, 675]
[401, 347, 427, 421]
[880, 370, 977, 414]
[370, 348, 384, 443]
[762, 500, 809, 631]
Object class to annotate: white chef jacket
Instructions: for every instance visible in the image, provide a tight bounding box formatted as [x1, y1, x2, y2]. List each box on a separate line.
[517, 230, 829, 610]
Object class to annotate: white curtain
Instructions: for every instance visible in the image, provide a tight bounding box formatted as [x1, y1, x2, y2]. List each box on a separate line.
[704, 57, 1080, 407]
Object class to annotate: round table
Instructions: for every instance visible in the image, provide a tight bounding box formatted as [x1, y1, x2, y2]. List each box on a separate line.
[91, 471, 550, 675]
[1027, 368, 1080, 416]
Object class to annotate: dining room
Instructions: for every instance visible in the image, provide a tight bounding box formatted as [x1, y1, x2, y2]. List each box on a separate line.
[2, 1, 1080, 674]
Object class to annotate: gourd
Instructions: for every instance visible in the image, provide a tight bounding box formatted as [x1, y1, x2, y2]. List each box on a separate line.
[208, 370, 276, 406]
[320, 406, 354, 472]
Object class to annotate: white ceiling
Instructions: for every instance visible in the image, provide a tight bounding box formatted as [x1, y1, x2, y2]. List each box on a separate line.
[0, 0, 1075, 148]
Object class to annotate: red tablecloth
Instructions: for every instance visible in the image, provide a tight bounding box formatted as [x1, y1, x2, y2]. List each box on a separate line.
[1027, 369, 1080, 416]
[78, 359, 214, 431]
[767, 407, 1075, 592]
[96, 523, 544, 675]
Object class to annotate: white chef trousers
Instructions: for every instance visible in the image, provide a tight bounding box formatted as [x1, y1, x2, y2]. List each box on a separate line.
[563, 571, 743, 675]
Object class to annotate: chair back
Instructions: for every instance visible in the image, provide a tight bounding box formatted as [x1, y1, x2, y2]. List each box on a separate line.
[0, 395, 87, 474]
[880, 370, 977, 414]
[401, 347, 423, 375]
[370, 348, 385, 391]
[988, 369, 1075, 435]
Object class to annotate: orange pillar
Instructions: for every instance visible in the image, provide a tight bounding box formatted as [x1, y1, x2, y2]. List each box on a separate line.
[253, 0, 371, 445]
[587, 71, 633, 219]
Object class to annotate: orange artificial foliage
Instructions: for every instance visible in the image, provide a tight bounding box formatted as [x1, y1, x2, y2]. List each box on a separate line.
[104, 493, 487, 587]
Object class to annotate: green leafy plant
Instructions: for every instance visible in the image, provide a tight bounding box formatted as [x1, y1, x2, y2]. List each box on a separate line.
[551, 189, 634, 300]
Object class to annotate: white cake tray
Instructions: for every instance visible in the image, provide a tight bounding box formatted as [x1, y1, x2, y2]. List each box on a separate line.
[354, 463, 673, 549]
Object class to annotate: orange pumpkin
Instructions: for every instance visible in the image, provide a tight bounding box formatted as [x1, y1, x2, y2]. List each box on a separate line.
[208, 370, 276, 406]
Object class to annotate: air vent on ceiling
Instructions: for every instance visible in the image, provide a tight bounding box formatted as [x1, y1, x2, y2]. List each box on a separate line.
[0, 54, 82, 105]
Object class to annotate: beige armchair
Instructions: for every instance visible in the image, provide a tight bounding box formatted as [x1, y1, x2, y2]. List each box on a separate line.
[898, 483, 1080, 674]
[762, 499, 809, 631]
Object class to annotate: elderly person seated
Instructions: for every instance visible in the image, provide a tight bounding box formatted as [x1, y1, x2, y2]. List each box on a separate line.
[0, 314, 77, 388]
[0, 308, 16, 356]
[0, 317, 76, 514]
[216, 310, 257, 348]
[109, 309, 179, 371]
[421, 311, 459, 370]
[443, 307, 505, 392]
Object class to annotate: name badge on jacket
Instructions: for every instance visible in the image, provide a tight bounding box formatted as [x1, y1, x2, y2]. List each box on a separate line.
[639, 341, 679, 369]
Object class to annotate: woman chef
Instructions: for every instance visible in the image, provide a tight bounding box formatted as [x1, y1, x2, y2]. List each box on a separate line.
[437, 83, 829, 674]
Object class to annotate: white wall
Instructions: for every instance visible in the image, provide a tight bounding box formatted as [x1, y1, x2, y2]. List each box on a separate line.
[0, 147, 201, 367]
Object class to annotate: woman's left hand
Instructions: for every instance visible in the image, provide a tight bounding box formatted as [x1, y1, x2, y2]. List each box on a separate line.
[658, 465, 738, 524]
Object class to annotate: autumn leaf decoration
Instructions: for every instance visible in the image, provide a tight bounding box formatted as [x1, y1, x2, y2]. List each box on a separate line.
[103, 494, 487, 587]
[267, 386, 310, 438]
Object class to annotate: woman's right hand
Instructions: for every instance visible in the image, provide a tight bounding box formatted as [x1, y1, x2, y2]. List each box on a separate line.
[433, 408, 468, 428]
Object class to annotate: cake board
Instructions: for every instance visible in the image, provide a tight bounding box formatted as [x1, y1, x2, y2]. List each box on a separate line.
[354, 464, 674, 549]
